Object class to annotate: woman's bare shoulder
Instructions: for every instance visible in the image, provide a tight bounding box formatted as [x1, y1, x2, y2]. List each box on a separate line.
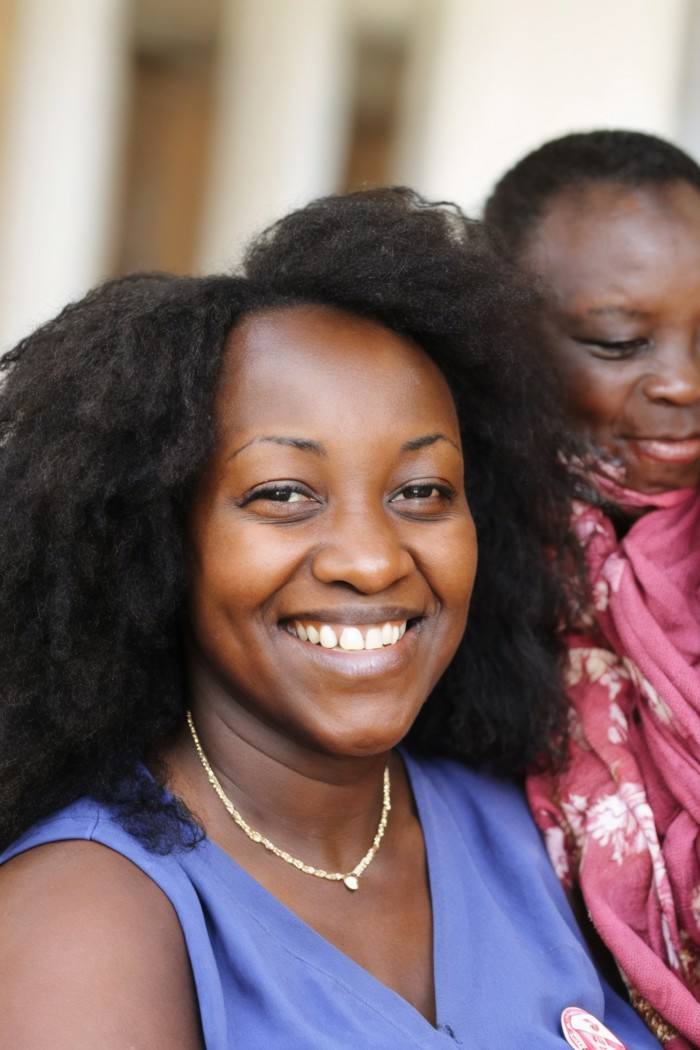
[0, 839, 203, 1050]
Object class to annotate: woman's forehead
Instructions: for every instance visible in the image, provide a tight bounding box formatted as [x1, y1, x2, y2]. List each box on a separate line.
[214, 304, 460, 442]
[524, 180, 700, 306]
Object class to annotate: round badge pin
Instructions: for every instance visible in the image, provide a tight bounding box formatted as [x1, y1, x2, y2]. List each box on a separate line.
[561, 1007, 627, 1050]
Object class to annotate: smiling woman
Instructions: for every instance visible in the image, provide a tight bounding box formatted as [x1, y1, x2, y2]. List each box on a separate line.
[186, 306, 475, 768]
[0, 189, 658, 1049]
[485, 131, 700, 496]
[486, 131, 700, 1048]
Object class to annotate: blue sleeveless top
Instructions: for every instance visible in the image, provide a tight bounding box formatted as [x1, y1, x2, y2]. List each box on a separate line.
[1, 751, 658, 1048]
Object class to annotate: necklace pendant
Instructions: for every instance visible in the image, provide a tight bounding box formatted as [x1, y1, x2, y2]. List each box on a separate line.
[343, 874, 359, 891]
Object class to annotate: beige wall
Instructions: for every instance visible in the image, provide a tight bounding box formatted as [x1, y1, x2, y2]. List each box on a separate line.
[0, 0, 698, 350]
[0, 0, 130, 350]
[0, 0, 17, 198]
[393, 0, 691, 212]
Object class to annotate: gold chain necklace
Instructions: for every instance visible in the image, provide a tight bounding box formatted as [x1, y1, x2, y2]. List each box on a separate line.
[186, 711, 391, 891]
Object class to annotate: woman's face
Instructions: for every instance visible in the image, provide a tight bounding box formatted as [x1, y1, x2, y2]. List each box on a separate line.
[188, 305, 476, 758]
[522, 180, 700, 493]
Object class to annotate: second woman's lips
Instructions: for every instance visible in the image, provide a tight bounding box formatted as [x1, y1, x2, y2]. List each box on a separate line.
[628, 436, 700, 463]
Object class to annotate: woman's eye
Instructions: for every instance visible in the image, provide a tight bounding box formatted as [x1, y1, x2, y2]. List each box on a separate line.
[261, 488, 306, 502]
[576, 337, 648, 359]
[395, 484, 439, 500]
[240, 484, 319, 516]
[390, 483, 454, 513]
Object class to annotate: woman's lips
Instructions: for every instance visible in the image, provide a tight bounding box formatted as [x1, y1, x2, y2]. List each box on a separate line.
[276, 618, 422, 678]
[627, 437, 700, 465]
[286, 619, 407, 651]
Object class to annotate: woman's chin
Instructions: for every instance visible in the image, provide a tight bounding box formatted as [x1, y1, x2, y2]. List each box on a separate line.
[301, 702, 421, 759]
[624, 460, 700, 495]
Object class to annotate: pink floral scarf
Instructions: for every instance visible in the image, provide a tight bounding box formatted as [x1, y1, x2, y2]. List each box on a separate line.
[527, 482, 700, 1047]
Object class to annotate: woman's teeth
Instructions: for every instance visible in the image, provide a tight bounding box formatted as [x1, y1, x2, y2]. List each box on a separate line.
[286, 621, 408, 651]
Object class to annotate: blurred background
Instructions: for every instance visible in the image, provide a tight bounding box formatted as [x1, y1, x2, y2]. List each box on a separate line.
[1, 0, 699, 350]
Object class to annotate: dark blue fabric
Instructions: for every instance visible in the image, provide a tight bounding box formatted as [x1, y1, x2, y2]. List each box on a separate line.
[1, 751, 659, 1048]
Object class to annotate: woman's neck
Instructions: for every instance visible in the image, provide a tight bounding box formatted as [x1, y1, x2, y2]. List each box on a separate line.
[164, 670, 394, 874]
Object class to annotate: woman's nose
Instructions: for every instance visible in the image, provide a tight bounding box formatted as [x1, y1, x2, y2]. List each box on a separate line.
[310, 507, 415, 594]
[641, 341, 700, 406]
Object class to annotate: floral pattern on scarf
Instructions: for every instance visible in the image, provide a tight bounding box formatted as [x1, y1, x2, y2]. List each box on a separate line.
[528, 485, 700, 1048]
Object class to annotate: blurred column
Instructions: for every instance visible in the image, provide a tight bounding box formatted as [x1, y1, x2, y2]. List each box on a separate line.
[677, 0, 700, 161]
[0, 0, 129, 350]
[393, 0, 689, 213]
[197, 0, 350, 272]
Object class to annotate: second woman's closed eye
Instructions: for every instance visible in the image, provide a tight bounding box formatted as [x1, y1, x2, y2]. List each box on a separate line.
[572, 336, 650, 359]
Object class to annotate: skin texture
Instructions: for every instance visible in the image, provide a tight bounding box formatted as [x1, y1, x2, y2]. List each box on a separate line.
[0, 304, 476, 1042]
[0, 841, 202, 1050]
[522, 180, 700, 494]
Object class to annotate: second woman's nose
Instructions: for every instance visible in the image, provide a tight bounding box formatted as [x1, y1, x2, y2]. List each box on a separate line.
[641, 340, 700, 407]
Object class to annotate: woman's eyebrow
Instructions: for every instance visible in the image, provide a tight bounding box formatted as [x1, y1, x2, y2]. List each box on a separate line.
[229, 433, 459, 461]
[228, 436, 327, 461]
[400, 433, 460, 453]
[582, 306, 649, 319]
[555, 305, 649, 327]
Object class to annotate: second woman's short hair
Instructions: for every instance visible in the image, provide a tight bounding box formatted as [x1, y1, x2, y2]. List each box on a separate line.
[484, 129, 700, 255]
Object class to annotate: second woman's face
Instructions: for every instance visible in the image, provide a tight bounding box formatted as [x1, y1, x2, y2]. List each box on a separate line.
[523, 180, 700, 493]
[188, 305, 476, 758]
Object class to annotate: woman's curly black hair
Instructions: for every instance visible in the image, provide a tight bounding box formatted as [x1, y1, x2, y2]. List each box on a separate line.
[484, 128, 700, 257]
[0, 188, 580, 852]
